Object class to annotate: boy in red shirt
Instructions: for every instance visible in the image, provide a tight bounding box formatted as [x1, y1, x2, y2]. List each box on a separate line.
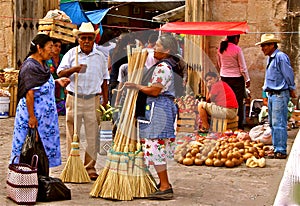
[198, 71, 238, 132]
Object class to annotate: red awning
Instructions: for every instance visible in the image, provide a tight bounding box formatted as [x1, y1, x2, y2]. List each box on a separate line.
[159, 21, 249, 36]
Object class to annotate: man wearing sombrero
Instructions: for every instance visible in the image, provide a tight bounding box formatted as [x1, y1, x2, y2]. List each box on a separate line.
[58, 22, 109, 179]
[256, 33, 296, 159]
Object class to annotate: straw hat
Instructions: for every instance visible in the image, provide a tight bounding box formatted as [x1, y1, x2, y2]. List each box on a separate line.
[72, 22, 99, 37]
[255, 33, 280, 46]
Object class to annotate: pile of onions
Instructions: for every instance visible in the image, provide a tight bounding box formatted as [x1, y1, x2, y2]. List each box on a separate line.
[174, 136, 268, 168]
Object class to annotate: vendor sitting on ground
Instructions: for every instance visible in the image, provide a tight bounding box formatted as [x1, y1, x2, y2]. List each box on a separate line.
[198, 71, 238, 132]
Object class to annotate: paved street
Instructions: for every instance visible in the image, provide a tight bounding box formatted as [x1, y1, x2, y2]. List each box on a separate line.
[0, 116, 298, 206]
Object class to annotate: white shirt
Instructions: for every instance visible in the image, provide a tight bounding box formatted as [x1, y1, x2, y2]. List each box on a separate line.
[96, 41, 116, 61]
[57, 44, 109, 95]
[144, 48, 157, 69]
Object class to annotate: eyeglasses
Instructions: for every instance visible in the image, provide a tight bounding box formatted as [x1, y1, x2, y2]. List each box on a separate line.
[79, 36, 94, 41]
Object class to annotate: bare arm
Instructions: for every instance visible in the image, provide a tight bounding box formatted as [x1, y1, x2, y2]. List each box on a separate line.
[101, 79, 109, 107]
[26, 90, 38, 128]
[58, 65, 85, 78]
[107, 54, 112, 74]
[124, 82, 162, 97]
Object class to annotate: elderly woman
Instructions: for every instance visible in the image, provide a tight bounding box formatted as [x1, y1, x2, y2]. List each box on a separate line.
[125, 34, 179, 200]
[11, 34, 70, 168]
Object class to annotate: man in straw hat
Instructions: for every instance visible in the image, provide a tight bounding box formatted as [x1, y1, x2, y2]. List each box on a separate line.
[255, 33, 296, 159]
[57, 22, 109, 180]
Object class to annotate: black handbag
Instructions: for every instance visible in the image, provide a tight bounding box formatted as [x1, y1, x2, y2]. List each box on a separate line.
[37, 175, 71, 202]
[20, 128, 49, 177]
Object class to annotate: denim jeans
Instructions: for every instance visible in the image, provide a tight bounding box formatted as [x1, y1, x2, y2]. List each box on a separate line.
[268, 90, 290, 154]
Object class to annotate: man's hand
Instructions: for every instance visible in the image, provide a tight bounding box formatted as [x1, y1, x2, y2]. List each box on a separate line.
[290, 90, 297, 98]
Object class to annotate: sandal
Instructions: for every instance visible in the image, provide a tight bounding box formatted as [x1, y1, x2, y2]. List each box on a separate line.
[265, 149, 275, 159]
[199, 127, 209, 133]
[148, 187, 173, 200]
[275, 153, 287, 159]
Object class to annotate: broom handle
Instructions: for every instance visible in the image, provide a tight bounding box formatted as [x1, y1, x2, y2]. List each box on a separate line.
[73, 47, 79, 139]
[115, 48, 139, 150]
[124, 50, 147, 151]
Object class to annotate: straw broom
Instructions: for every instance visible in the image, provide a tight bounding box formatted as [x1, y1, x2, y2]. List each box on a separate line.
[132, 121, 157, 197]
[113, 47, 143, 200]
[90, 150, 112, 196]
[90, 47, 156, 200]
[90, 47, 140, 200]
[60, 47, 90, 183]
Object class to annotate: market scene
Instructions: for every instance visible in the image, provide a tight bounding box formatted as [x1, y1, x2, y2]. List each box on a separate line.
[0, 0, 300, 205]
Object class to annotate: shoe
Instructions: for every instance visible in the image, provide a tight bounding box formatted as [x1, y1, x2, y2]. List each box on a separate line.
[265, 150, 275, 159]
[88, 172, 99, 180]
[148, 187, 174, 200]
[199, 127, 209, 133]
[275, 153, 287, 159]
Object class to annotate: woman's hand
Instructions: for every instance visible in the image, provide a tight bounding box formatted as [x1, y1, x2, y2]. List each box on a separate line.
[28, 115, 38, 128]
[56, 77, 70, 87]
[245, 80, 250, 88]
[124, 82, 139, 90]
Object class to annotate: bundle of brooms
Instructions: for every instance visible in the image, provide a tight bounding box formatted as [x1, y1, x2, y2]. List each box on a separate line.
[90, 46, 157, 200]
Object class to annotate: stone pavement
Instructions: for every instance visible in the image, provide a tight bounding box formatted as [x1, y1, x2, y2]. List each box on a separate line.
[0, 116, 299, 206]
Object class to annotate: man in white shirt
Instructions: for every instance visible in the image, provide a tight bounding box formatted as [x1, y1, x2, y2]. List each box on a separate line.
[57, 22, 109, 180]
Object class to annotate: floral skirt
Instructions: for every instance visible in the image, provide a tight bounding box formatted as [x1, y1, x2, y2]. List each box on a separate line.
[141, 138, 176, 166]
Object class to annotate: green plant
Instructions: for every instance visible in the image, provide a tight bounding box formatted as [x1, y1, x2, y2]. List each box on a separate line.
[97, 104, 118, 121]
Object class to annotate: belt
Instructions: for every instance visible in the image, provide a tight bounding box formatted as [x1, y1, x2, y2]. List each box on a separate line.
[267, 90, 287, 96]
[68, 91, 100, 99]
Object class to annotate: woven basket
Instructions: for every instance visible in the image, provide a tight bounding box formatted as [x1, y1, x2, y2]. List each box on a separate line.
[6, 155, 38, 205]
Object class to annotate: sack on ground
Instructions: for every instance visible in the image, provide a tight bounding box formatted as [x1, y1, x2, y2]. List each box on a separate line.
[249, 124, 272, 144]
[7, 155, 38, 205]
[37, 175, 71, 202]
[20, 128, 49, 176]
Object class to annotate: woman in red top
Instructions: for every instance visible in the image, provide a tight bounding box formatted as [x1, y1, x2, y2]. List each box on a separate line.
[198, 71, 238, 132]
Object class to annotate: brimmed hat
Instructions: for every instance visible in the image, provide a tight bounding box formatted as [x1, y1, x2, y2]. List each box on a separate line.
[255, 33, 280, 46]
[72, 22, 99, 37]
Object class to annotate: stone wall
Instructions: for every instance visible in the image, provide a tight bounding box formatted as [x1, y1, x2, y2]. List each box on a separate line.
[0, 0, 13, 69]
[205, 0, 299, 99]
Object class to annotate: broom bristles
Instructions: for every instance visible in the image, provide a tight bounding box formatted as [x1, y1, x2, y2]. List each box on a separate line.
[60, 141, 91, 183]
[90, 151, 113, 197]
[132, 152, 157, 197]
[117, 155, 133, 200]
[99, 152, 120, 200]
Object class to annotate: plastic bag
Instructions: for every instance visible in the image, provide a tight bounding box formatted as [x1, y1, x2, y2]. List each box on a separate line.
[249, 124, 272, 145]
[37, 176, 71, 202]
[20, 128, 49, 176]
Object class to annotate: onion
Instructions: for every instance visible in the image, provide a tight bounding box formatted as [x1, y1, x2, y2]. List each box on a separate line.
[194, 158, 204, 166]
[225, 160, 235, 168]
[183, 157, 193, 166]
[205, 158, 214, 166]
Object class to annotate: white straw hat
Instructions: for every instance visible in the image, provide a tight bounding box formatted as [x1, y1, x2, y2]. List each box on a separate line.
[255, 33, 281, 46]
[72, 22, 99, 37]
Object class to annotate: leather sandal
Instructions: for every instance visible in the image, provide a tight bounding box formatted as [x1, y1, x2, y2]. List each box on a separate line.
[199, 127, 209, 133]
[275, 153, 287, 159]
[148, 186, 173, 200]
[88, 172, 99, 180]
